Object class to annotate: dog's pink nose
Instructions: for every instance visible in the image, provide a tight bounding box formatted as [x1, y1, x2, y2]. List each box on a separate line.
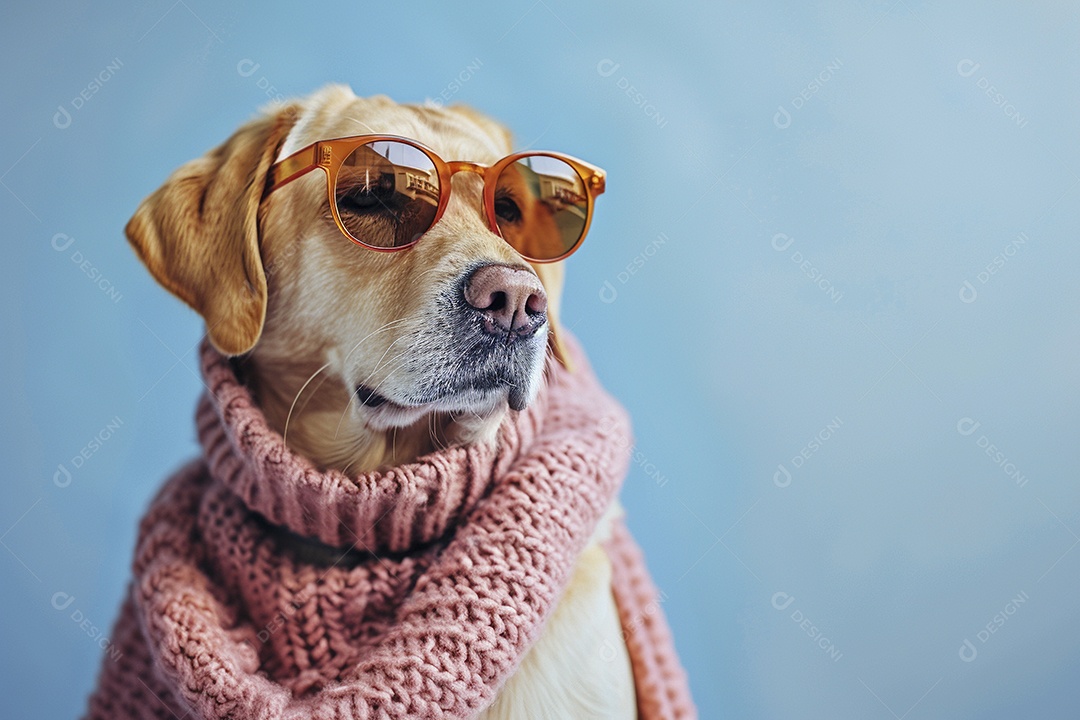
[464, 264, 547, 335]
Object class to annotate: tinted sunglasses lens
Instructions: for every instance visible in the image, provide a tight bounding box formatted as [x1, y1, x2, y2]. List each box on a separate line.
[494, 155, 588, 260]
[334, 141, 440, 248]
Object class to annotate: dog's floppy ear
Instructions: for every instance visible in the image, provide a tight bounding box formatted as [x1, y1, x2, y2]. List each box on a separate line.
[126, 103, 301, 356]
[530, 261, 574, 372]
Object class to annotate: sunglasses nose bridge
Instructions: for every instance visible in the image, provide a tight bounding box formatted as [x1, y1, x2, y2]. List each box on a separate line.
[442, 161, 497, 229]
[445, 160, 488, 177]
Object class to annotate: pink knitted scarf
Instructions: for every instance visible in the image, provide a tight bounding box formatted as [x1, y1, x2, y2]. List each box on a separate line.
[87, 334, 695, 719]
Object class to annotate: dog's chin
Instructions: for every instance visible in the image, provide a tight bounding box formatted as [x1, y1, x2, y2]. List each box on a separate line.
[354, 383, 524, 433]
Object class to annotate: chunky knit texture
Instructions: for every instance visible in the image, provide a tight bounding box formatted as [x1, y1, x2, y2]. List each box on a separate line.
[86, 334, 695, 719]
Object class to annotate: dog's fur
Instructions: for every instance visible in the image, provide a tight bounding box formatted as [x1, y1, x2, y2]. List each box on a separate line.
[127, 85, 636, 718]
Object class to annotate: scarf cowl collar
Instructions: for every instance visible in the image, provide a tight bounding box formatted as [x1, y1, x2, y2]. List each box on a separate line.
[197, 338, 556, 556]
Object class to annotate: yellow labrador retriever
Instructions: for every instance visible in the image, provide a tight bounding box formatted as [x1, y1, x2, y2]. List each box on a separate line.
[126, 85, 636, 718]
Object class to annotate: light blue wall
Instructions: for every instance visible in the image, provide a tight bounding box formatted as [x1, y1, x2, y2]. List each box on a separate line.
[2, 2, 1078, 718]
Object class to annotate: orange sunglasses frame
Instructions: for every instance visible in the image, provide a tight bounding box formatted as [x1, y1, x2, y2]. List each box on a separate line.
[264, 134, 606, 263]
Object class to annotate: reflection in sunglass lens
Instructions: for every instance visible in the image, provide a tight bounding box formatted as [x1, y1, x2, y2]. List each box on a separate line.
[494, 155, 588, 261]
[334, 141, 440, 248]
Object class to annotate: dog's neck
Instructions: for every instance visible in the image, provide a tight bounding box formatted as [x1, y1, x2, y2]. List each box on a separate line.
[238, 353, 503, 473]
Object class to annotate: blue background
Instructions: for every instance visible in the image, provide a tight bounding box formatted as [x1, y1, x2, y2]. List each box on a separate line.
[2, 1, 1079, 718]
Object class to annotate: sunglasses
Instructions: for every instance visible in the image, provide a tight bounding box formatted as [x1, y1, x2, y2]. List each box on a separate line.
[265, 134, 606, 263]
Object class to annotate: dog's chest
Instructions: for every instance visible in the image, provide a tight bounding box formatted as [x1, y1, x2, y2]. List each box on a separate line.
[478, 542, 638, 720]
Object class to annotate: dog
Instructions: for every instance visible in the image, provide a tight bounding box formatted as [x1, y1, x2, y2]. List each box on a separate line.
[112, 85, 640, 718]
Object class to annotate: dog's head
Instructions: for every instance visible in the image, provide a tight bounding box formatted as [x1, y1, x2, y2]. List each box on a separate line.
[127, 85, 575, 470]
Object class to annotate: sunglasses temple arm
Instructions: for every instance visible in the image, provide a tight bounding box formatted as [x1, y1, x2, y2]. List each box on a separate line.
[266, 144, 321, 195]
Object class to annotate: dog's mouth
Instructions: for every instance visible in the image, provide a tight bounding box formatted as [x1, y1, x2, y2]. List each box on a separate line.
[354, 373, 532, 428]
[355, 385, 392, 409]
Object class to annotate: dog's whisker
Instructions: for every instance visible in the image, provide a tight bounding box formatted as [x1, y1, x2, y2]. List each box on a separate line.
[291, 365, 339, 423]
[347, 325, 414, 405]
[340, 457, 358, 477]
[352, 333, 409, 400]
[280, 319, 411, 459]
[429, 412, 449, 453]
[284, 360, 333, 448]
[352, 353, 411, 412]
[342, 318, 410, 366]
[332, 350, 412, 441]
[330, 329, 411, 444]
[344, 115, 377, 134]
